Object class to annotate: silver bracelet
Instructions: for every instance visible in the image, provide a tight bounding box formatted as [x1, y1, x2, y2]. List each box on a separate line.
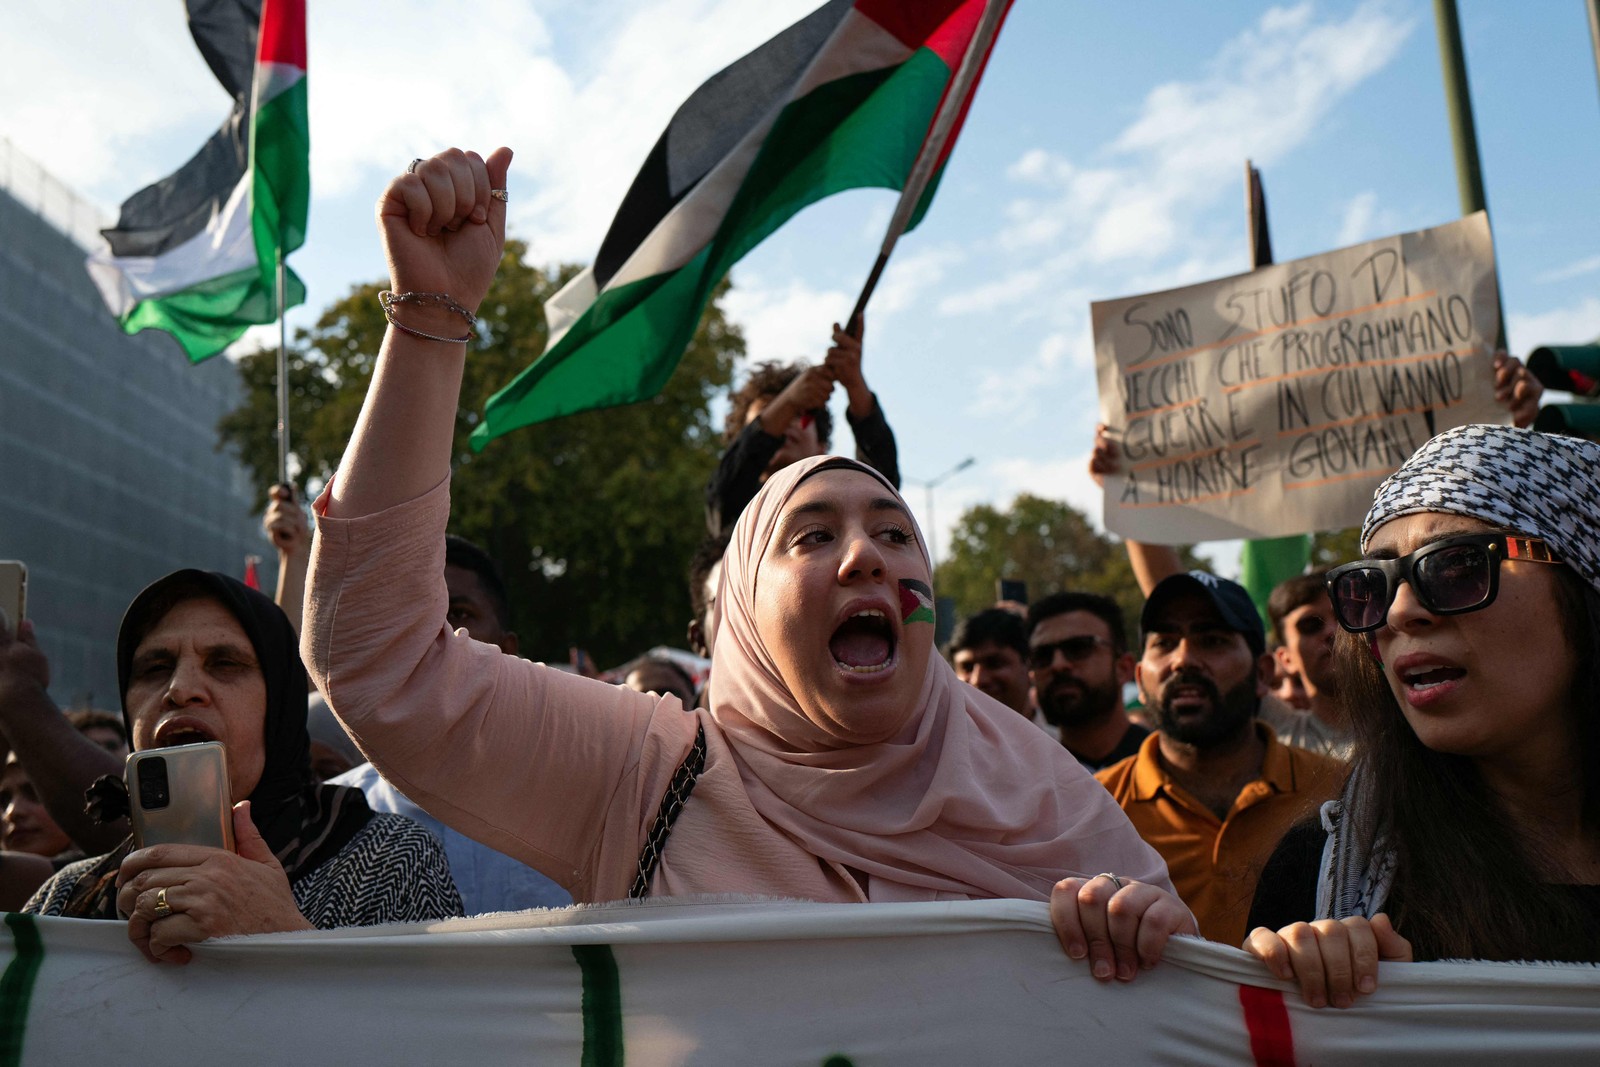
[379, 290, 476, 344]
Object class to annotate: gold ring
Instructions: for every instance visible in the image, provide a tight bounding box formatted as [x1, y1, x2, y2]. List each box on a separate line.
[489, 188, 509, 202]
[153, 886, 173, 919]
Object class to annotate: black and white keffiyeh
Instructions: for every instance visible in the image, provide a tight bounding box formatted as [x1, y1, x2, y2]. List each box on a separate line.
[1320, 425, 1600, 920]
[1361, 424, 1600, 596]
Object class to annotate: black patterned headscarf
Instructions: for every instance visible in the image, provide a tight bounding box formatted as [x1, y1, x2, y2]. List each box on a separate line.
[1362, 424, 1600, 595]
[1318, 425, 1600, 921]
[58, 571, 371, 918]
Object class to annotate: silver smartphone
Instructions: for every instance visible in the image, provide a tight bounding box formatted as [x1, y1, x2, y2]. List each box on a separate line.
[126, 742, 236, 851]
[0, 561, 26, 633]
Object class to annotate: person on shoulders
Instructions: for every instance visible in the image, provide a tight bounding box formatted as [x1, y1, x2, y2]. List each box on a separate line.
[706, 321, 900, 539]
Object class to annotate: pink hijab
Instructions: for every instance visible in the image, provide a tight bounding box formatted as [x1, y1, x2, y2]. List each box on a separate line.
[706, 456, 1172, 902]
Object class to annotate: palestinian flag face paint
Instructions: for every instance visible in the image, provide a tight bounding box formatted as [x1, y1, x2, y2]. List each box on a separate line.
[899, 579, 935, 625]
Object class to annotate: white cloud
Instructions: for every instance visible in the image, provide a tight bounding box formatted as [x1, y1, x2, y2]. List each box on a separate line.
[1336, 191, 1378, 246]
[993, 2, 1414, 280]
[1507, 296, 1600, 349]
[720, 274, 851, 367]
[1534, 253, 1600, 285]
[872, 245, 963, 316]
[967, 322, 1096, 423]
[0, 0, 820, 267]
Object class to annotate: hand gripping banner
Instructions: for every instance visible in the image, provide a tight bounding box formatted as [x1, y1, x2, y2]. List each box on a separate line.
[3, 900, 1598, 1064]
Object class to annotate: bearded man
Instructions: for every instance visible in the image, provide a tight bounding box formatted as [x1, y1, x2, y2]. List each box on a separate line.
[1094, 572, 1342, 946]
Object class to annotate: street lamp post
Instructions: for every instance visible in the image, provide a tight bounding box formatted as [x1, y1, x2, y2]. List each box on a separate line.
[910, 456, 975, 573]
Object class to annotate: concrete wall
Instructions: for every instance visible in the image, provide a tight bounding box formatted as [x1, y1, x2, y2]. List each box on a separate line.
[0, 183, 273, 709]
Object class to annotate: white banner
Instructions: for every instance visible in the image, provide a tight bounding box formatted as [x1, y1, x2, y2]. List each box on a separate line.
[1092, 213, 1504, 543]
[4, 899, 1598, 1065]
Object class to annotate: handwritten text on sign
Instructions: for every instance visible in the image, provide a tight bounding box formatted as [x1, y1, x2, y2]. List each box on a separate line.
[1092, 212, 1505, 543]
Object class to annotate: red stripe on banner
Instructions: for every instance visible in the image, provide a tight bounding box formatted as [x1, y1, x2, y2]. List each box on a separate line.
[1239, 985, 1297, 1067]
[853, 0, 968, 52]
[257, 0, 307, 70]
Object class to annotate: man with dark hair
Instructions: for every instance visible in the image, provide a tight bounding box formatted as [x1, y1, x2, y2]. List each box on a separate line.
[624, 655, 698, 707]
[705, 323, 900, 538]
[1260, 571, 1350, 758]
[1025, 592, 1145, 770]
[946, 609, 1031, 716]
[1094, 571, 1341, 946]
[445, 534, 518, 656]
[63, 709, 128, 761]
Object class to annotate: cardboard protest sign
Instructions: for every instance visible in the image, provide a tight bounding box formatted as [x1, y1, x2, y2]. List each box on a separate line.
[1092, 212, 1505, 543]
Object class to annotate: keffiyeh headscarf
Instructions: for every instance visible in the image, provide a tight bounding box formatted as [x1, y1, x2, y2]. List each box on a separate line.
[1321, 425, 1600, 920]
[1361, 424, 1600, 595]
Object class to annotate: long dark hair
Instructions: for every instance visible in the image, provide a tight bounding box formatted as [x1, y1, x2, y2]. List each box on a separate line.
[1336, 562, 1600, 961]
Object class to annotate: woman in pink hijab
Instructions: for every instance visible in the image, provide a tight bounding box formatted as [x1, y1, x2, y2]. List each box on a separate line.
[306, 147, 1195, 984]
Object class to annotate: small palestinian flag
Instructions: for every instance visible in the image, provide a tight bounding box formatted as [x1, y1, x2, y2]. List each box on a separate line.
[899, 579, 936, 625]
[471, 0, 1011, 448]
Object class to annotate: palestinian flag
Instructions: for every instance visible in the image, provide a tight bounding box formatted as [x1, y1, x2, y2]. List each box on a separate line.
[471, 0, 1012, 449]
[85, 0, 308, 363]
[899, 579, 936, 625]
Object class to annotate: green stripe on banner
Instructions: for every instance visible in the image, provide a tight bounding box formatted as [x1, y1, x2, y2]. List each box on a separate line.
[573, 944, 623, 1067]
[0, 914, 44, 1066]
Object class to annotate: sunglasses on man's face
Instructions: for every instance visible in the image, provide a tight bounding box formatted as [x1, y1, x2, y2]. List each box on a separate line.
[1324, 533, 1563, 634]
[1027, 635, 1111, 670]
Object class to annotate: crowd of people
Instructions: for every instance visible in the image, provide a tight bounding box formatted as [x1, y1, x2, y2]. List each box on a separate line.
[2, 146, 1597, 1019]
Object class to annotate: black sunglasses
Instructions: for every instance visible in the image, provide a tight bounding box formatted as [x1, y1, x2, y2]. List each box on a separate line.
[1324, 533, 1563, 634]
[1028, 635, 1111, 670]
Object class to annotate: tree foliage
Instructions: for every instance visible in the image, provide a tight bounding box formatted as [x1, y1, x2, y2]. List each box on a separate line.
[934, 494, 1209, 632]
[218, 240, 742, 665]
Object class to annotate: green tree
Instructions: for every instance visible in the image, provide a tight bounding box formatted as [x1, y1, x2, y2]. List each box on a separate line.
[934, 494, 1209, 634]
[1310, 527, 1363, 569]
[218, 240, 743, 666]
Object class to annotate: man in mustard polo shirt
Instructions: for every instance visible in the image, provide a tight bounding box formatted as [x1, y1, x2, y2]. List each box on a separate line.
[1095, 571, 1343, 947]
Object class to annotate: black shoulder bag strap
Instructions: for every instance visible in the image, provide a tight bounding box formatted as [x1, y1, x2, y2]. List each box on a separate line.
[629, 722, 708, 900]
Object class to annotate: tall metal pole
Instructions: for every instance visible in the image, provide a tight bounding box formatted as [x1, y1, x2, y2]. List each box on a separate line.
[275, 249, 290, 487]
[1433, 0, 1506, 351]
[915, 456, 976, 573]
[1433, 0, 1487, 216]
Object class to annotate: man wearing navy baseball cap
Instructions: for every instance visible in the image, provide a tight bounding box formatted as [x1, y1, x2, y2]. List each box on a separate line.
[1094, 571, 1342, 947]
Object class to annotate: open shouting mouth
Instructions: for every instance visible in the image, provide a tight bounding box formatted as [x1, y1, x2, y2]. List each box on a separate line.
[829, 606, 898, 675]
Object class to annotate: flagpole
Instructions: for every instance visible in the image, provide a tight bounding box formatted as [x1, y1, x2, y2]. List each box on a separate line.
[846, 0, 1009, 332]
[275, 248, 290, 487]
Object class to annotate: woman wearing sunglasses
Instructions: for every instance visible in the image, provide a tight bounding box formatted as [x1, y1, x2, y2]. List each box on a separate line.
[1244, 423, 1600, 1007]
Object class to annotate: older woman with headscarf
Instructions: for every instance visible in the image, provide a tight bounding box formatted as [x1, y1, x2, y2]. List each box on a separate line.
[25, 570, 462, 963]
[300, 147, 1195, 984]
[1244, 424, 1600, 1006]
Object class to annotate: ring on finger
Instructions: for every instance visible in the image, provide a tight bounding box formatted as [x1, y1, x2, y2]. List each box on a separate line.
[1096, 872, 1124, 891]
[406, 158, 423, 175]
[489, 188, 509, 202]
[153, 886, 173, 919]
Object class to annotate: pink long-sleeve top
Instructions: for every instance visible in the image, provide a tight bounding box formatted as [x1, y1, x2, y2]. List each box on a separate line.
[304, 477, 1173, 904]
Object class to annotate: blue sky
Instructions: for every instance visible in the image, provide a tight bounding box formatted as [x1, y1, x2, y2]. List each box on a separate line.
[5, 1, 1598, 569]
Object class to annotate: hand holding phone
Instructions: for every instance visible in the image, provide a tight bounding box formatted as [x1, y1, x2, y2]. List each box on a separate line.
[126, 742, 235, 851]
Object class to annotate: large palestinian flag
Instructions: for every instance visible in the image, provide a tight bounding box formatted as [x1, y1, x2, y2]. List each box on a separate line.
[471, 0, 1012, 449]
[85, 0, 308, 363]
